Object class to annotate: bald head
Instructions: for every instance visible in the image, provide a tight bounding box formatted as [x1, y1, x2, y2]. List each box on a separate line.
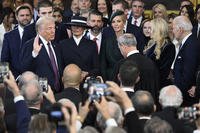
[62, 64, 82, 88]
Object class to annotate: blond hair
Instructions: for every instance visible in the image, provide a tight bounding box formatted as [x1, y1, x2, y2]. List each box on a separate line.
[152, 3, 168, 21]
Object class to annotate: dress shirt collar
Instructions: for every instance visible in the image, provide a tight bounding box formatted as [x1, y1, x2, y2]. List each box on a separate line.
[132, 16, 142, 27]
[121, 87, 134, 92]
[139, 116, 151, 120]
[127, 50, 139, 57]
[73, 35, 83, 46]
[181, 33, 192, 49]
[18, 25, 24, 39]
[88, 30, 102, 40]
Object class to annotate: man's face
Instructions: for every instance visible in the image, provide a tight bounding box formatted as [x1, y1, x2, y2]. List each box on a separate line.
[196, 8, 200, 23]
[172, 21, 181, 41]
[53, 0, 64, 11]
[112, 3, 124, 13]
[71, 0, 79, 14]
[78, 0, 91, 10]
[16, 9, 32, 27]
[39, 21, 55, 41]
[88, 14, 103, 34]
[132, 0, 144, 19]
[71, 26, 85, 37]
[38, 7, 53, 17]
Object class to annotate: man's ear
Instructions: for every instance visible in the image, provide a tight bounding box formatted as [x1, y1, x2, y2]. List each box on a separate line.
[117, 73, 121, 81]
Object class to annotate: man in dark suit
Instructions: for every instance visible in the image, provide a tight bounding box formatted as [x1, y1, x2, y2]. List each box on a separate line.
[20, 16, 63, 92]
[1, 5, 32, 78]
[127, 0, 145, 27]
[118, 60, 140, 98]
[153, 85, 193, 133]
[59, 16, 99, 78]
[114, 33, 159, 100]
[55, 64, 82, 109]
[131, 90, 155, 129]
[173, 16, 200, 106]
[22, 0, 68, 45]
[86, 9, 104, 55]
[192, 4, 200, 41]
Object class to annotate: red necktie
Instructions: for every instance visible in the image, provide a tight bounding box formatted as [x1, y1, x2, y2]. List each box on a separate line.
[93, 38, 98, 53]
[47, 42, 60, 92]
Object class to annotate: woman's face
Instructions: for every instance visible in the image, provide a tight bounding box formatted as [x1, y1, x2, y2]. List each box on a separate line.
[180, 7, 189, 17]
[2, 0, 12, 8]
[154, 7, 164, 19]
[143, 21, 151, 37]
[111, 15, 125, 33]
[97, 0, 107, 14]
[4, 13, 14, 24]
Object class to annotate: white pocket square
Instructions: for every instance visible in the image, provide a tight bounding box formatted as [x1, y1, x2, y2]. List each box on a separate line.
[177, 56, 182, 59]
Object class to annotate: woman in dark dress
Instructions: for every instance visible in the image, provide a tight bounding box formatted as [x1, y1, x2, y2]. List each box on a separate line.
[144, 18, 175, 88]
[100, 11, 125, 81]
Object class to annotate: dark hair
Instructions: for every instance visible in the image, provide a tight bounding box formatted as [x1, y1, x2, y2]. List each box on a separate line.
[96, 0, 112, 18]
[119, 60, 140, 87]
[180, 0, 193, 8]
[15, 5, 31, 16]
[53, 7, 63, 16]
[168, 13, 178, 20]
[37, 0, 53, 11]
[112, 0, 129, 10]
[88, 9, 103, 20]
[110, 10, 125, 23]
[23, 0, 34, 8]
[131, 91, 154, 116]
[179, 5, 195, 24]
[0, 7, 14, 23]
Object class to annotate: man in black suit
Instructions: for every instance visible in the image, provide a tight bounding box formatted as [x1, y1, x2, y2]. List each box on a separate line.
[86, 9, 104, 55]
[22, 0, 68, 45]
[127, 0, 145, 27]
[59, 16, 99, 78]
[153, 85, 193, 133]
[55, 64, 82, 109]
[21, 16, 63, 92]
[173, 16, 200, 106]
[118, 60, 140, 98]
[115, 33, 159, 100]
[192, 4, 200, 41]
[131, 90, 155, 129]
[1, 5, 32, 78]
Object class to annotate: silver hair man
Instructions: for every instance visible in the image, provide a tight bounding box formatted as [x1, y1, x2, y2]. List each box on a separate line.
[159, 85, 183, 108]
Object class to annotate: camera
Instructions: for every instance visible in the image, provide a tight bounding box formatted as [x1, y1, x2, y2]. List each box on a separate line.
[83, 76, 101, 90]
[177, 106, 199, 120]
[48, 103, 64, 123]
[0, 62, 9, 83]
[38, 77, 48, 92]
[88, 83, 112, 102]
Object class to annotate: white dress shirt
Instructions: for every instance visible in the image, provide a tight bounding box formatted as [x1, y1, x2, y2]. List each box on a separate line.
[87, 30, 102, 53]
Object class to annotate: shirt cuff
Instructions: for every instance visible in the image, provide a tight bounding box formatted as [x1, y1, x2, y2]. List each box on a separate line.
[14, 95, 24, 103]
[32, 50, 38, 58]
[76, 120, 82, 131]
[124, 107, 135, 115]
[106, 118, 118, 127]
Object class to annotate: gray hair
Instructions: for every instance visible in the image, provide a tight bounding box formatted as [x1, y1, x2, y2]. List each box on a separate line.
[78, 126, 99, 133]
[118, 33, 137, 47]
[159, 85, 183, 108]
[96, 102, 123, 130]
[173, 16, 193, 32]
[20, 80, 43, 106]
[105, 127, 127, 133]
[17, 71, 38, 89]
[36, 16, 55, 32]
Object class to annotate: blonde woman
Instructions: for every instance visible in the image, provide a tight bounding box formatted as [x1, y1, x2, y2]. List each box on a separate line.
[152, 3, 168, 21]
[144, 18, 175, 88]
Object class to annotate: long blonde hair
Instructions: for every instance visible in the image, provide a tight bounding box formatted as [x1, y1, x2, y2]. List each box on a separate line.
[146, 18, 169, 60]
[152, 3, 168, 21]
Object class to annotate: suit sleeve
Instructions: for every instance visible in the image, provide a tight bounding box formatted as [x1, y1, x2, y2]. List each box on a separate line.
[15, 100, 31, 133]
[1, 33, 10, 62]
[99, 38, 107, 81]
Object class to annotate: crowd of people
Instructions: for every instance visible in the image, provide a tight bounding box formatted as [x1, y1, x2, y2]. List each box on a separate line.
[0, 0, 200, 132]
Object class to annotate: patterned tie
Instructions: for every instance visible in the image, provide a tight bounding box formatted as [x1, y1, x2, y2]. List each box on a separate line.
[93, 37, 98, 53]
[47, 42, 60, 92]
[134, 19, 137, 26]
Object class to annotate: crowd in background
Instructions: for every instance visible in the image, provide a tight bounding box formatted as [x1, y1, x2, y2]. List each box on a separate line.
[0, 0, 199, 133]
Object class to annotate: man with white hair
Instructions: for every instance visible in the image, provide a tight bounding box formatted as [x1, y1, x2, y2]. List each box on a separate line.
[153, 85, 192, 133]
[173, 16, 200, 106]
